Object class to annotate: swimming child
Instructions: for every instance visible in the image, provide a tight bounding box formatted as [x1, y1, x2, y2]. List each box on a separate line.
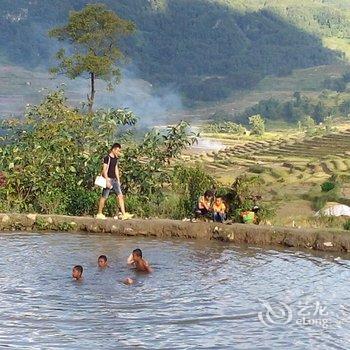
[72, 265, 83, 280]
[123, 277, 135, 285]
[195, 190, 214, 220]
[212, 197, 227, 223]
[98, 255, 108, 268]
[127, 248, 152, 273]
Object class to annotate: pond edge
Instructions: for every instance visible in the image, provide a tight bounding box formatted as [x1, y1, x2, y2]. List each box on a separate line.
[1, 213, 350, 253]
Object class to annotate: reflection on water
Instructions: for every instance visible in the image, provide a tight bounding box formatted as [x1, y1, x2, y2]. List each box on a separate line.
[0, 232, 349, 349]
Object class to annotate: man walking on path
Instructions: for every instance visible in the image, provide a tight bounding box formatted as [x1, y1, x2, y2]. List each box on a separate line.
[96, 143, 133, 220]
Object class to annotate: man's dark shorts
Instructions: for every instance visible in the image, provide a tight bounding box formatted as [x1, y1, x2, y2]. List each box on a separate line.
[102, 179, 123, 198]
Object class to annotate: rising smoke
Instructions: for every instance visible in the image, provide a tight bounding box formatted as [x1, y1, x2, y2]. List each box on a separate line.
[0, 66, 185, 128]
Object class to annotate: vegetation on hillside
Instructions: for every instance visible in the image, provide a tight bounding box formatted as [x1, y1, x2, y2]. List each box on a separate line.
[323, 71, 350, 92]
[233, 91, 350, 124]
[1, 0, 349, 102]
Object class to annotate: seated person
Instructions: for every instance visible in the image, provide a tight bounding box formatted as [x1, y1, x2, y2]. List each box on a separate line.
[72, 265, 83, 280]
[195, 190, 214, 219]
[98, 255, 108, 268]
[212, 197, 227, 223]
[127, 248, 152, 273]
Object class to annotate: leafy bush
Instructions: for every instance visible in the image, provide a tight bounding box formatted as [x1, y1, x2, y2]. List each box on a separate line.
[321, 181, 336, 192]
[227, 174, 266, 221]
[249, 114, 265, 136]
[66, 188, 100, 216]
[256, 203, 276, 223]
[323, 116, 337, 133]
[202, 121, 246, 135]
[300, 115, 316, 133]
[36, 189, 69, 214]
[171, 164, 216, 218]
[0, 91, 199, 217]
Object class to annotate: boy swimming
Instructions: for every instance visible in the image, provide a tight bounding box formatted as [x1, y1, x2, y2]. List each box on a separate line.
[123, 277, 135, 285]
[72, 265, 83, 280]
[127, 248, 152, 273]
[98, 255, 108, 268]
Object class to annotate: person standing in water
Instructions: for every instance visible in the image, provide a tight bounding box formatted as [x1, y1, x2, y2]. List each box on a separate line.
[96, 143, 133, 220]
[127, 248, 152, 273]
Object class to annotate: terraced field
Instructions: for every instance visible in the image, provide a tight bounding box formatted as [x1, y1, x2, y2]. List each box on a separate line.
[185, 127, 350, 227]
[190, 129, 350, 179]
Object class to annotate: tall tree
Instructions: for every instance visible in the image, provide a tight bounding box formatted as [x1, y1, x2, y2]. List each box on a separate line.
[49, 4, 135, 113]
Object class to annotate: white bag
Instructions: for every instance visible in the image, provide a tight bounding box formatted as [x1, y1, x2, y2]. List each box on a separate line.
[94, 175, 107, 188]
[95, 155, 111, 188]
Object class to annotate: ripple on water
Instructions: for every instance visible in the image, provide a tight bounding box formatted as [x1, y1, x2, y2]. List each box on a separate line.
[0, 232, 348, 349]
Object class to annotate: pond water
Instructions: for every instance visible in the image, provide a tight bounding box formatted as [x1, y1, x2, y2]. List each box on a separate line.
[0, 232, 349, 349]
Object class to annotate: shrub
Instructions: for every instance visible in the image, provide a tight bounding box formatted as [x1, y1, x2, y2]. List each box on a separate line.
[323, 116, 336, 133]
[344, 219, 350, 231]
[248, 164, 265, 174]
[36, 189, 68, 214]
[249, 114, 265, 136]
[256, 203, 276, 223]
[66, 188, 100, 216]
[300, 115, 316, 133]
[0, 91, 198, 217]
[171, 164, 216, 217]
[124, 194, 165, 218]
[229, 174, 266, 221]
[321, 181, 336, 192]
[202, 121, 246, 135]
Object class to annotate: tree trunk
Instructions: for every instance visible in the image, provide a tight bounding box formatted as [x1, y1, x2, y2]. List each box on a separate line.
[87, 72, 95, 113]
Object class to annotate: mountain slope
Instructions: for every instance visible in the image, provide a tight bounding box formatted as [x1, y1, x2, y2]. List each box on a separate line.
[1, 0, 350, 102]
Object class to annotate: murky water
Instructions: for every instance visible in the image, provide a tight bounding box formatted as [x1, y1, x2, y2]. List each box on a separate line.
[0, 232, 349, 349]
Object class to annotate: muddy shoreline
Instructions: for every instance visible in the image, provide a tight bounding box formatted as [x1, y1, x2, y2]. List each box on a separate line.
[1, 213, 349, 253]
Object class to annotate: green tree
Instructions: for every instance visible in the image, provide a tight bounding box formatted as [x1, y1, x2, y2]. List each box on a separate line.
[0, 91, 198, 216]
[121, 121, 198, 198]
[301, 115, 316, 134]
[249, 114, 265, 136]
[49, 4, 135, 113]
[323, 116, 336, 133]
[0, 91, 137, 213]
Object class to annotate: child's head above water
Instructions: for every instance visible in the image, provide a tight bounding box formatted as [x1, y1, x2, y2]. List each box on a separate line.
[98, 255, 108, 268]
[132, 248, 142, 262]
[72, 265, 83, 280]
[123, 277, 134, 285]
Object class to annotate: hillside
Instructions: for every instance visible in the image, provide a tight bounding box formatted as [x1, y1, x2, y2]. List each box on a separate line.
[1, 0, 350, 103]
[185, 122, 350, 227]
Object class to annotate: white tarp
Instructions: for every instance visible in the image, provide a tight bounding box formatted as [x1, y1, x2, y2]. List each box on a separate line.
[316, 204, 350, 217]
